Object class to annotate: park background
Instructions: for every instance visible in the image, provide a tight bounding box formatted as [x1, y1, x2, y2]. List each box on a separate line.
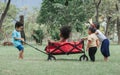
[0, 0, 120, 75]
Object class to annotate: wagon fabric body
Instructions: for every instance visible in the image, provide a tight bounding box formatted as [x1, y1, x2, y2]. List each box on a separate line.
[45, 40, 88, 61]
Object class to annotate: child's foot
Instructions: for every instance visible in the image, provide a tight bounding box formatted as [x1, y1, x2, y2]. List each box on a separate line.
[104, 57, 108, 62]
[18, 57, 23, 59]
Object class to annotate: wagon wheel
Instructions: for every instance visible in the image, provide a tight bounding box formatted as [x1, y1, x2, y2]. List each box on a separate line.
[47, 55, 56, 60]
[79, 55, 88, 61]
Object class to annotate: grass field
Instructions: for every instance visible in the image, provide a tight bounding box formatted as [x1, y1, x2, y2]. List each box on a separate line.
[0, 44, 120, 75]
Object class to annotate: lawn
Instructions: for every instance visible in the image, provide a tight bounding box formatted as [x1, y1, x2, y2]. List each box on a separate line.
[0, 44, 120, 75]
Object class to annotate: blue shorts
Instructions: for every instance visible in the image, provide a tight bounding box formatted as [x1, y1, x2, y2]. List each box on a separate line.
[16, 45, 24, 51]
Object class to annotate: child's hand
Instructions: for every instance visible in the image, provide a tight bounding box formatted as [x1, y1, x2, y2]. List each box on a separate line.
[89, 18, 93, 24]
[86, 47, 89, 51]
[81, 38, 85, 40]
[82, 37, 87, 40]
[20, 38, 24, 42]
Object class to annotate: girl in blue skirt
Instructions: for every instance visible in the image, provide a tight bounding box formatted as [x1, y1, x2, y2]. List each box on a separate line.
[91, 22, 110, 61]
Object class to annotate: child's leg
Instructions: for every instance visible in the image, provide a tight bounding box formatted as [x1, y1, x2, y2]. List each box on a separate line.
[19, 50, 23, 59]
[17, 45, 24, 59]
[89, 48, 94, 61]
[104, 57, 108, 61]
[89, 47, 97, 62]
[20, 50, 24, 59]
[19, 52, 21, 59]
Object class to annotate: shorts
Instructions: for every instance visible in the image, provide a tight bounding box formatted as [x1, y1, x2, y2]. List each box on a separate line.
[16, 45, 24, 51]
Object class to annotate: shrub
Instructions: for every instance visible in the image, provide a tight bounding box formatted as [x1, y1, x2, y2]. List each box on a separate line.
[32, 29, 44, 44]
[51, 31, 60, 41]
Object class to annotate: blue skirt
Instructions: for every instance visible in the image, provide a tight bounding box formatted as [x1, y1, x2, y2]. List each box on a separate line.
[101, 39, 110, 57]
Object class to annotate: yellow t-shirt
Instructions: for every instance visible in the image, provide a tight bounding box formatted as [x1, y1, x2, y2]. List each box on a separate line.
[87, 33, 98, 47]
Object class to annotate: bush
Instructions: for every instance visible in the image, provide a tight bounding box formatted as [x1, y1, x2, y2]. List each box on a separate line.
[32, 29, 44, 44]
[51, 31, 60, 41]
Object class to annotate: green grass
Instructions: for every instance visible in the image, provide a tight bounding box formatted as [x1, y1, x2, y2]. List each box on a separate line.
[0, 45, 120, 75]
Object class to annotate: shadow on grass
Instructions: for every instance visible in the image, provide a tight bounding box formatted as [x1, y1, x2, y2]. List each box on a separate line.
[56, 58, 79, 62]
[23, 58, 81, 62]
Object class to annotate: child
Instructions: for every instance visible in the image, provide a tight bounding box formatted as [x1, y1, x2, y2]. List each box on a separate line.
[48, 25, 72, 42]
[86, 27, 99, 62]
[92, 22, 110, 61]
[12, 22, 24, 59]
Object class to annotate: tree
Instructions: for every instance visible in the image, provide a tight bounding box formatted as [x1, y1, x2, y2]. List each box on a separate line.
[93, 0, 101, 22]
[116, 1, 120, 44]
[37, 0, 94, 36]
[0, 0, 11, 29]
[24, 8, 40, 41]
[19, 15, 26, 42]
[98, 0, 120, 44]
[0, 1, 18, 42]
[99, 0, 115, 36]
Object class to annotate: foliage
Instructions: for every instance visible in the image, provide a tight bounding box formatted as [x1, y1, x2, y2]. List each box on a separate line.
[0, 0, 11, 29]
[24, 8, 40, 41]
[50, 27, 60, 40]
[37, 0, 94, 33]
[32, 29, 44, 44]
[0, 2, 18, 41]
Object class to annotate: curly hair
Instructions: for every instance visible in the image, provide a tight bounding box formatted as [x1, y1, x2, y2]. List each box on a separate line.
[60, 25, 72, 39]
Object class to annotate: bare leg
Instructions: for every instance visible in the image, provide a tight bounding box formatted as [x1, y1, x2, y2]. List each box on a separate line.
[19, 52, 21, 59]
[104, 57, 108, 61]
[19, 50, 24, 59]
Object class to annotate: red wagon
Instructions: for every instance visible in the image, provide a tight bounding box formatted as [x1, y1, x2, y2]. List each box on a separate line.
[45, 40, 88, 61]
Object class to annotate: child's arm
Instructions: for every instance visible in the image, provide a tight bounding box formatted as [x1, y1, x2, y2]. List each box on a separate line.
[14, 37, 24, 42]
[82, 37, 88, 40]
[12, 32, 24, 42]
[89, 18, 93, 24]
[95, 31, 99, 35]
[89, 18, 95, 28]
[96, 39, 100, 48]
[86, 40, 91, 51]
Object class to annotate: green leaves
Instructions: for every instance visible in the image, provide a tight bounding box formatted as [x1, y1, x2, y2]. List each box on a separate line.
[0, 2, 18, 41]
[37, 0, 93, 29]
[36, 0, 95, 38]
[32, 29, 44, 44]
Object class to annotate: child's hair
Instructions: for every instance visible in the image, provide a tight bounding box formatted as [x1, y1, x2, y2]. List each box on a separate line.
[15, 22, 23, 28]
[93, 22, 100, 29]
[60, 25, 72, 39]
[89, 27, 96, 33]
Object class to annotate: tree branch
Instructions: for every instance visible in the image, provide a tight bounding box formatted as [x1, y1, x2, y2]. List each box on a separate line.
[97, 0, 101, 6]
[116, 3, 119, 11]
[93, 0, 97, 7]
[0, 0, 11, 29]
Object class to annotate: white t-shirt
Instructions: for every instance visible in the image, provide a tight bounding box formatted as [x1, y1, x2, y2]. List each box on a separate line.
[96, 30, 107, 42]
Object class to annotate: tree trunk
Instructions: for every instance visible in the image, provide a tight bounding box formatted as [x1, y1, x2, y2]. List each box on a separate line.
[116, 3, 120, 44]
[105, 16, 111, 36]
[117, 17, 120, 44]
[95, 6, 99, 22]
[19, 15, 26, 41]
[93, 0, 101, 23]
[0, 0, 11, 29]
